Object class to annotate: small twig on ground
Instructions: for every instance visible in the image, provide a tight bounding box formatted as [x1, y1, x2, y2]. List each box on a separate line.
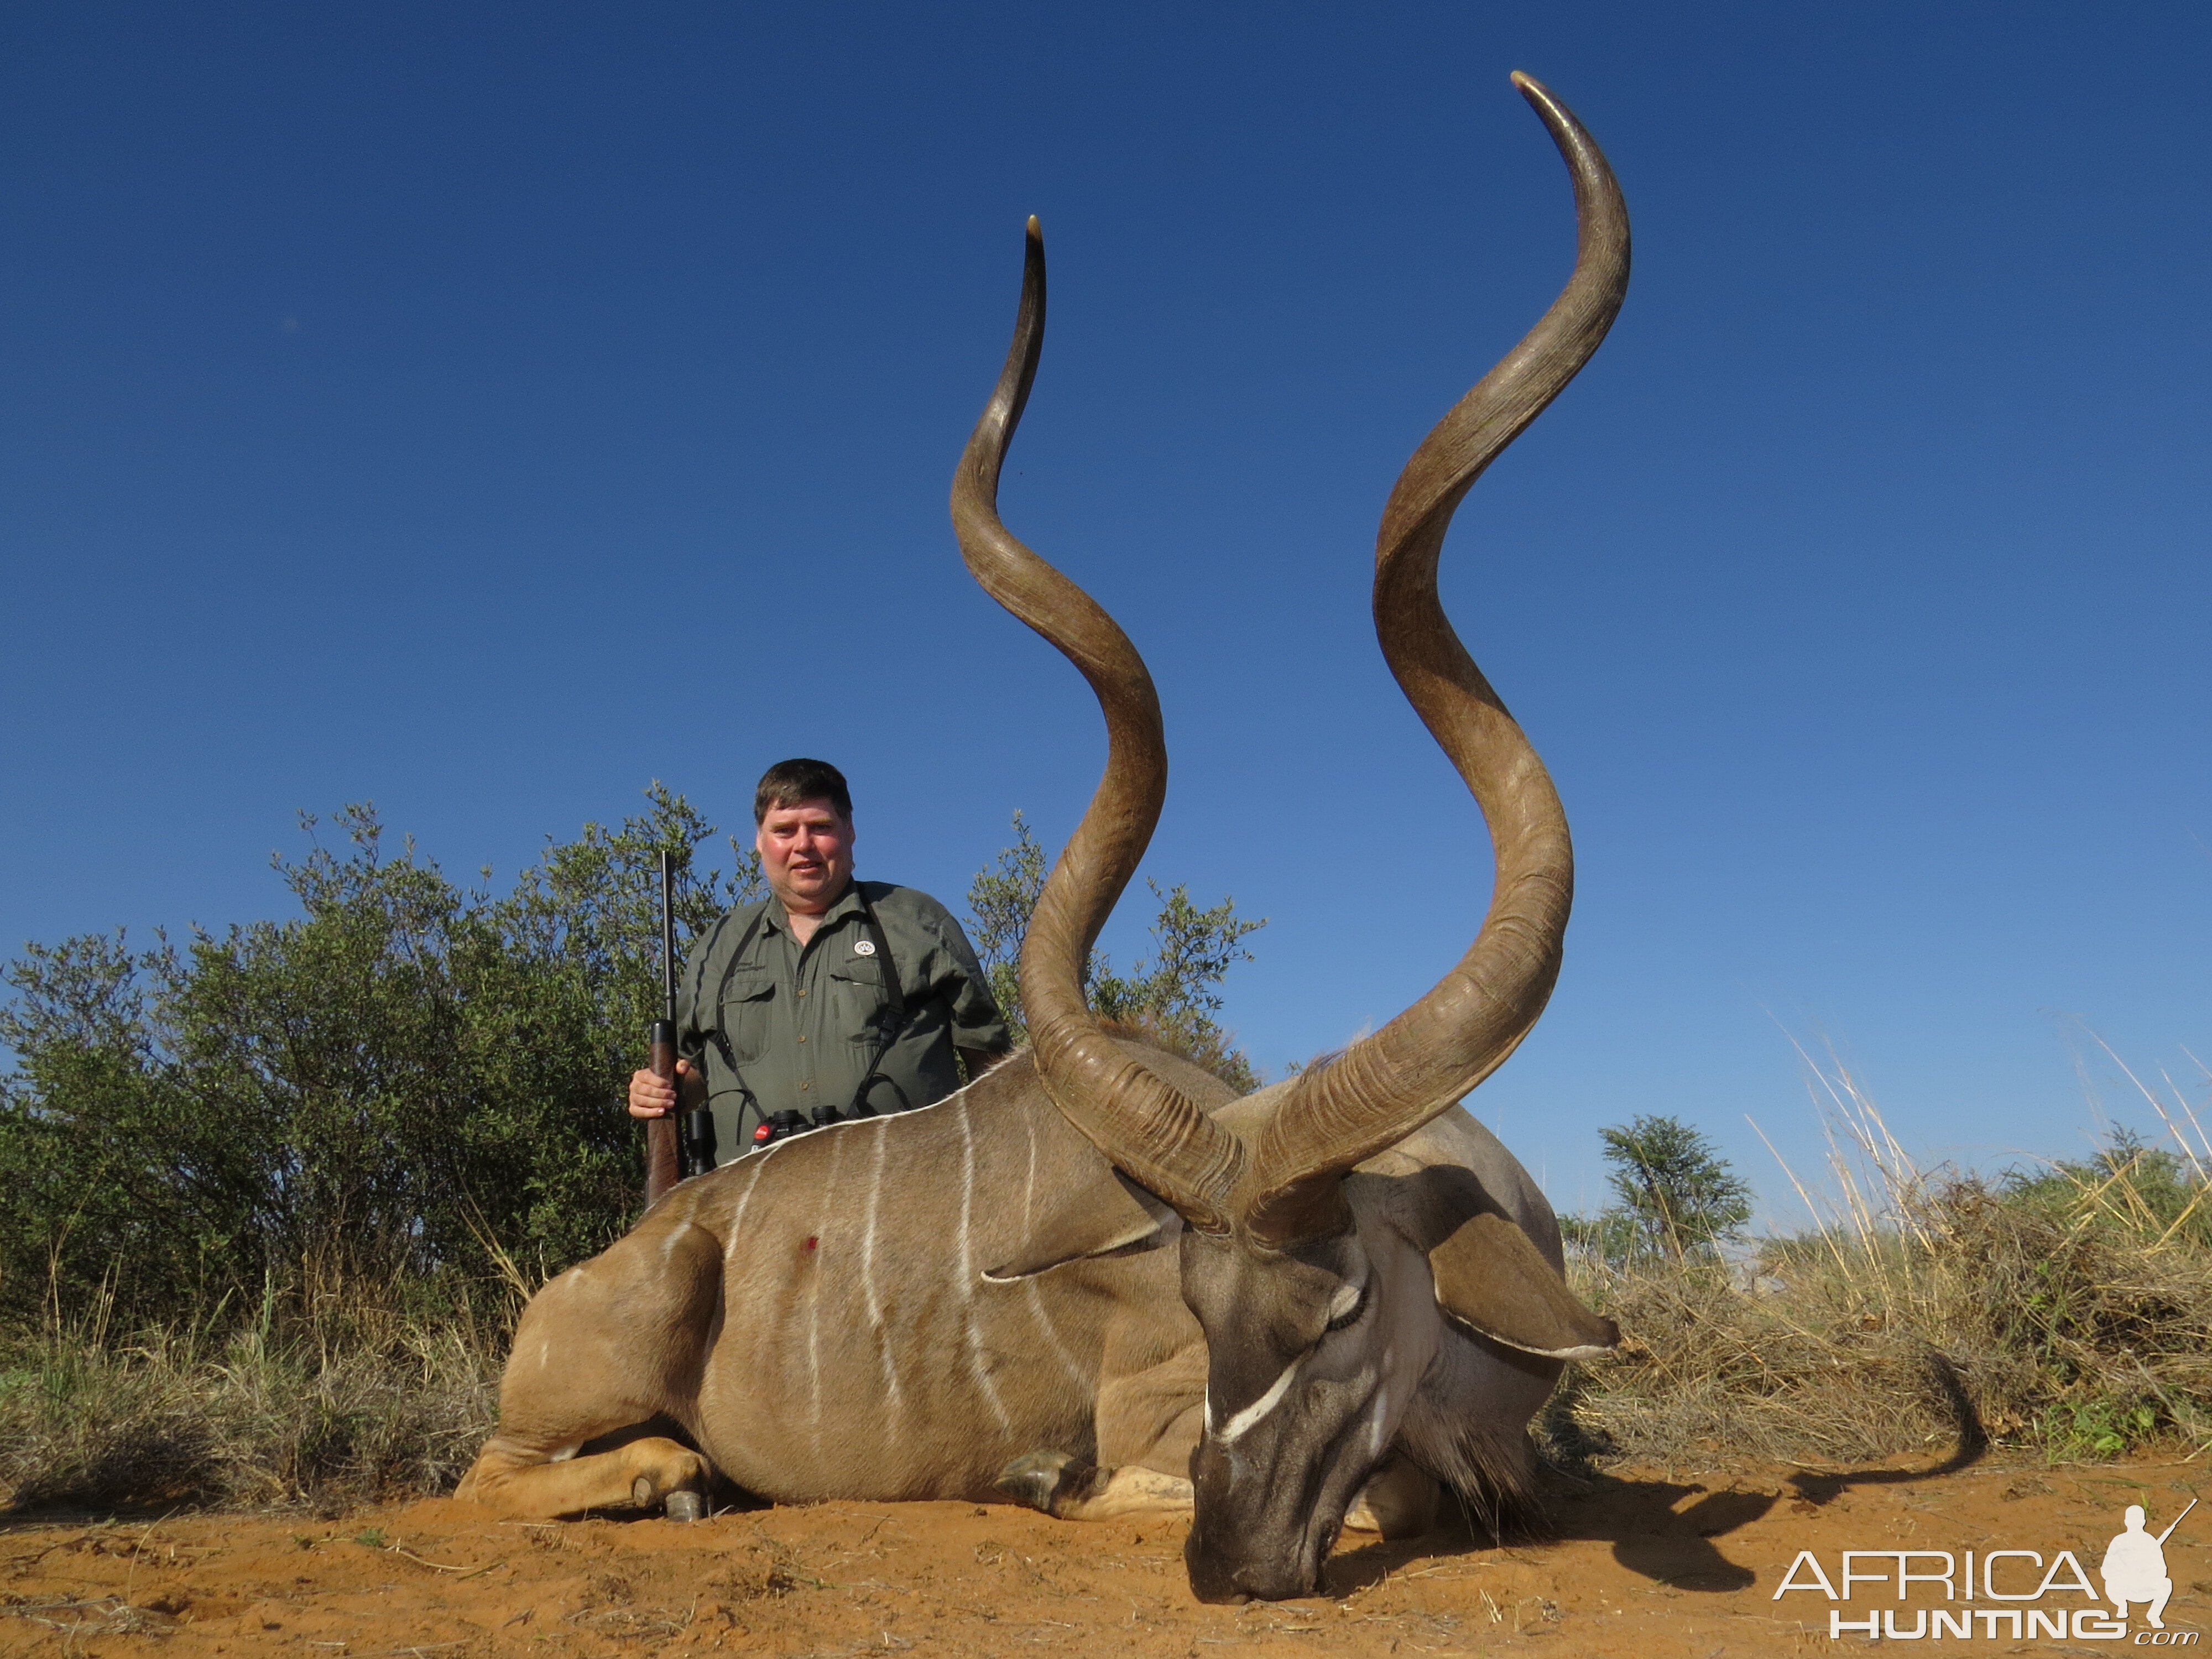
[387, 1544, 505, 1578]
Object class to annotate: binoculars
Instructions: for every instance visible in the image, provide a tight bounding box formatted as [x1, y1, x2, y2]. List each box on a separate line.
[751, 1099, 878, 1147]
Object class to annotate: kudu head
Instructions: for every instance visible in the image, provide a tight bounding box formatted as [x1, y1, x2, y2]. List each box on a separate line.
[951, 72, 1630, 1603]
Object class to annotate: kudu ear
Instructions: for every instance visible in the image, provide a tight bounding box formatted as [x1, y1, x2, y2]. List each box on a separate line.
[982, 1171, 1176, 1281]
[1370, 1162, 1618, 1360]
[1426, 1209, 1619, 1361]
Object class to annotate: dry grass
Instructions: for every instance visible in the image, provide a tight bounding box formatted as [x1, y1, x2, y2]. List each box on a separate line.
[1550, 1051, 2212, 1469]
[0, 1279, 504, 1513]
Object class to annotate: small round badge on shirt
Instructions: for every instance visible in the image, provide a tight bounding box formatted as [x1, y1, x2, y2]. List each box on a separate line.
[853, 939, 877, 956]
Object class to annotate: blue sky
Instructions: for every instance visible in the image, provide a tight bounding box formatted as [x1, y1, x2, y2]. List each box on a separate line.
[4, 3, 2209, 1224]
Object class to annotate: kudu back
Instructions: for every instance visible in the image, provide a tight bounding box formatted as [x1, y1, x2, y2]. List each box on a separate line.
[457, 71, 1627, 1605]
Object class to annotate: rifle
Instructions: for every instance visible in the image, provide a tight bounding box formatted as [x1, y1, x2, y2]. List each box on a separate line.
[2155, 1496, 2197, 1546]
[643, 851, 688, 1205]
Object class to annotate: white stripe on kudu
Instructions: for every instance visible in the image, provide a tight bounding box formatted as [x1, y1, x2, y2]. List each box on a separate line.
[862, 1116, 903, 1413]
[1218, 1358, 1303, 1443]
[722, 1145, 779, 1262]
[1018, 1108, 1089, 1389]
[806, 1130, 850, 1454]
[954, 1098, 1011, 1431]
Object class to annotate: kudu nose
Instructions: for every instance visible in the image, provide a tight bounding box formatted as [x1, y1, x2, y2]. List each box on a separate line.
[1184, 1537, 1256, 1605]
[1185, 1536, 1320, 1605]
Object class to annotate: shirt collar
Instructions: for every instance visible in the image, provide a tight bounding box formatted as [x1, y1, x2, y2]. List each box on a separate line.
[765, 879, 865, 937]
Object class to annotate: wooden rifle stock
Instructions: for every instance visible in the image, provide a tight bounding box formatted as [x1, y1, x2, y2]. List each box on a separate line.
[644, 1022, 682, 1206]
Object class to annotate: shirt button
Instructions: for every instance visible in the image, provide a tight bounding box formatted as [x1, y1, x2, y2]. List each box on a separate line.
[797, 1035, 806, 1043]
[801, 1081, 810, 1090]
[797, 989, 807, 998]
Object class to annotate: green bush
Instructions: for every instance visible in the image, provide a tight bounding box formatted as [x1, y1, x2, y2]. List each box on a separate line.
[0, 786, 760, 1333]
[966, 811, 1265, 1091]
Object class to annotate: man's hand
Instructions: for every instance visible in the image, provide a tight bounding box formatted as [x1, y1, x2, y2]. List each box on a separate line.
[629, 1057, 698, 1119]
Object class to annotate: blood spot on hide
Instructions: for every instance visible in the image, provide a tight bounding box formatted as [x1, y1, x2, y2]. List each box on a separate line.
[804, 1236, 818, 1253]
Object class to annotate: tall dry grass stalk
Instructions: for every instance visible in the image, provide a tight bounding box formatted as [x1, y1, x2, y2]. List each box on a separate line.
[1550, 1051, 2212, 1469]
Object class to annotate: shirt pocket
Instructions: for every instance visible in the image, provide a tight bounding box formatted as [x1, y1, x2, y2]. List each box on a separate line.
[826, 963, 901, 1051]
[715, 971, 777, 1066]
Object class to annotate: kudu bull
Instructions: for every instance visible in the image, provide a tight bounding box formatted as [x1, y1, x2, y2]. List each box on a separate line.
[457, 71, 1627, 1603]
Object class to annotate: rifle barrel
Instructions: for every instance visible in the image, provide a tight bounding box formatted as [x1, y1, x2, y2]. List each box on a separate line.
[644, 849, 684, 1203]
[661, 850, 677, 1023]
[2154, 1496, 2197, 1545]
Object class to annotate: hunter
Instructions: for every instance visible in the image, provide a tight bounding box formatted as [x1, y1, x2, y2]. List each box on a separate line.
[628, 758, 1011, 1159]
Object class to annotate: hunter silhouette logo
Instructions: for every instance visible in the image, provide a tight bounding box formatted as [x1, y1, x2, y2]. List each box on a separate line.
[2105, 1500, 2192, 1630]
[1774, 1496, 2200, 1642]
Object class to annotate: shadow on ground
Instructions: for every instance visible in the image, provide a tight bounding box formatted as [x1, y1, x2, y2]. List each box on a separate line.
[1329, 1352, 1989, 1598]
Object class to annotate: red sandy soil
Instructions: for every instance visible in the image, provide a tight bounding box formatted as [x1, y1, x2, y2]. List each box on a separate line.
[4, 1459, 2205, 1657]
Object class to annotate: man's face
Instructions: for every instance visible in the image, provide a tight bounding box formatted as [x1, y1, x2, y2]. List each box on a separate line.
[755, 796, 855, 914]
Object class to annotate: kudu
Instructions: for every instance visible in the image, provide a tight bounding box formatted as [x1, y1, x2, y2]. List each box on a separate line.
[456, 71, 1627, 1604]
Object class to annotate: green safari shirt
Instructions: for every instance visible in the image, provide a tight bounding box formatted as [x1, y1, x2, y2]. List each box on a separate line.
[674, 879, 1010, 1164]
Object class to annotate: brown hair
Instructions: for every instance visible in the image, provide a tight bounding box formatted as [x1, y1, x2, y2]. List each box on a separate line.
[753, 758, 853, 825]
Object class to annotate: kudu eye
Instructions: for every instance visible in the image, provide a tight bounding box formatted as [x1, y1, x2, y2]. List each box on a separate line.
[1323, 1285, 1368, 1335]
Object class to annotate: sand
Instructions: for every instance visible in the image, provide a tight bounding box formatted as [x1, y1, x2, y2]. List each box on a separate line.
[4, 1458, 2205, 1656]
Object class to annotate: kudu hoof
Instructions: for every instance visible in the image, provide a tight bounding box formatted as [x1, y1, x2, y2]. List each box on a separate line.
[663, 1489, 707, 1524]
[630, 1472, 706, 1521]
[993, 1451, 1106, 1518]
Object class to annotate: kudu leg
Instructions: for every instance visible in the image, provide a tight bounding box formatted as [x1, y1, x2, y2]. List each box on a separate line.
[997, 1452, 1196, 1520]
[995, 1328, 1437, 1538]
[995, 1340, 1206, 1521]
[455, 1216, 723, 1519]
[998, 1451, 1438, 1536]
[1341, 1453, 1441, 1540]
[458, 1433, 711, 1520]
